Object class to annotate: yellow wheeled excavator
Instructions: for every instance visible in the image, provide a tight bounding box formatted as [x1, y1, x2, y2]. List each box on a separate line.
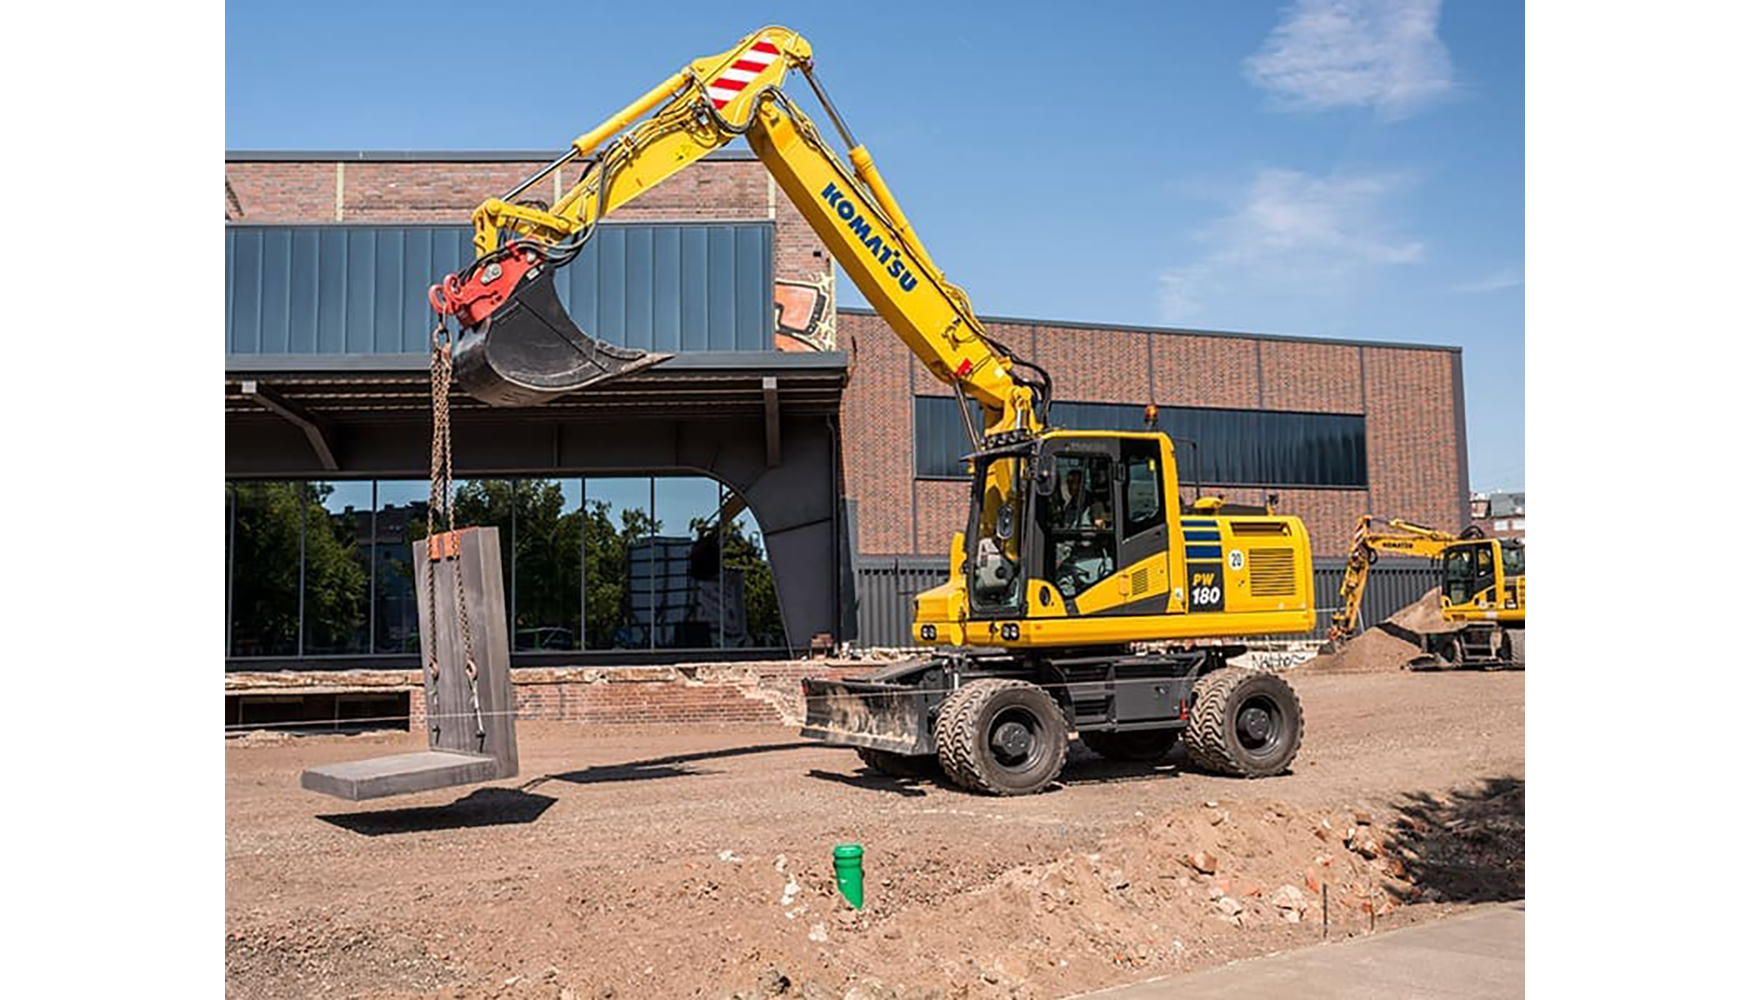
[424, 26, 1323, 795]
[1325, 515, 1525, 668]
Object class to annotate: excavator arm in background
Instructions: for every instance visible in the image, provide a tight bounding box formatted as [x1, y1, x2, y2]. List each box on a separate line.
[428, 26, 1051, 438]
[1325, 515, 1485, 644]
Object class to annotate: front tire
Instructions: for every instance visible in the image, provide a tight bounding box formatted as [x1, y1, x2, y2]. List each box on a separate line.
[1078, 728, 1180, 763]
[1184, 668, 1303, 777]
[936, 679, 1068, 796]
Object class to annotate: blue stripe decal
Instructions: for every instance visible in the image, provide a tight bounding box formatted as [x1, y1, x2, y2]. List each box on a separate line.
[1182, 530, 1222, 541]
[1185, 544, 1223, 560]
[1182, 519, 1218, 527]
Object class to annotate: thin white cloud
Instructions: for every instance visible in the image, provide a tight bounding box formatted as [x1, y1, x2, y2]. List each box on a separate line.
[1159, 167, 1425, 322]
[1451, 266, 1523, 293]
[1245, 0, 1454, 120]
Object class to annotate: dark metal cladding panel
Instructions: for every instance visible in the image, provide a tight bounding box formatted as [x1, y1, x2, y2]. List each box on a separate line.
[229, 228, 262, 353]
[343, 229, 376, 351]
[735, 225, 771, 351]
[595, 226, 628, 348]
[855, 556, 952, 648]
[652, 227, 682, 352]
[315, 228, 348, 353]
[623, 226, 655, 352]
[680, 227, 711, 351]
[1311, 557, 1440, 638]
[706, 226, 737, 351]
[226, 222, 774, 356]
[259, 227, 292, 353]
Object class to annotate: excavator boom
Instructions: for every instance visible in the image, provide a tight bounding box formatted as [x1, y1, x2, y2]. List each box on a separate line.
[428, 26, 1048, 433]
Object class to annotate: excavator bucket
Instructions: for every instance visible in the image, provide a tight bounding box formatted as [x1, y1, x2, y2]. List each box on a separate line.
[452, 264, 671, 408]
[301, 527, 519, 801]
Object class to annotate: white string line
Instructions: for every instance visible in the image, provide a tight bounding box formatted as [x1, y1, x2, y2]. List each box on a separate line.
[222, 665, 1330, 731]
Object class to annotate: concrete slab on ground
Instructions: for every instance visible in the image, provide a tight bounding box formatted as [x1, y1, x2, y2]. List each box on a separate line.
[1075, 902, 1524, 1000]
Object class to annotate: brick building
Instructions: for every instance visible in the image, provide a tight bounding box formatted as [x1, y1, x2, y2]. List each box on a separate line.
[225, 151, 1467, 664]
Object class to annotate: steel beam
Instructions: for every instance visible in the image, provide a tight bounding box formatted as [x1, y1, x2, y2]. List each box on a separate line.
[763, 375, 781, 468]
[241, 380, 339, 471]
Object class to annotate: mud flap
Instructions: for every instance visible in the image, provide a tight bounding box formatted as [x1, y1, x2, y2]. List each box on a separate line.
[453, 264, 670, 407]
[800, 677, 934, 757]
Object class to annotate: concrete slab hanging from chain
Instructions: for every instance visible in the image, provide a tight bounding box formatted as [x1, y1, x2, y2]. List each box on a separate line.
[301, 526, 519, 800]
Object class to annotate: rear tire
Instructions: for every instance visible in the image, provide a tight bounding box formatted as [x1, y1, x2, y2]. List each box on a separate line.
[936, 678, 1068, 796]
[1184, 668, 1303, 778]
[856, 747, 938, 778]
[1078, 728, 1180, 763]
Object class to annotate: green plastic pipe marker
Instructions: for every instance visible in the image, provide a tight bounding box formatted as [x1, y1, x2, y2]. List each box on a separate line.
[834, 843, 865, 909]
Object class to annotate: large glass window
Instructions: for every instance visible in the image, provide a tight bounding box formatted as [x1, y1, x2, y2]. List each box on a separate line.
[451, 479, 515, 619]
[302, 481, 371, 655]
[584, 477, 652, 650]
[229, 482, 302, 657]
[512, 479, 583, 651]
[653, 477, 725, 649]
[913, 396, 1368, 488]
[372, 480, 429, 655]
[725, 505, 784, 647]
[226, 474, 787, 661]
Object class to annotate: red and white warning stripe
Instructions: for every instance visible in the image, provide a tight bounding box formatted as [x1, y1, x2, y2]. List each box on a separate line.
[706, 38, 781, 109]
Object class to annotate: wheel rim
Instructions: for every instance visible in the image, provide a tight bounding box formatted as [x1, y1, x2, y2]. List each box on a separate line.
[1235, 693, 1284, 758]
[989, 707, 1042, 771]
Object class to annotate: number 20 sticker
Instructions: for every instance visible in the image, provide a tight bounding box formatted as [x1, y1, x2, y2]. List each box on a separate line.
[1229, 549, 1244, 570]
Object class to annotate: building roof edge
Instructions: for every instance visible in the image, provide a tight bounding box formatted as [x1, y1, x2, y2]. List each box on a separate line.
[836, 306, 1460, 354]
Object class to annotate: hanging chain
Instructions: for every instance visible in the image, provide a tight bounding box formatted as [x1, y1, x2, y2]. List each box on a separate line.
[423, 322, 449, 737]
[425, 319, 486, 747]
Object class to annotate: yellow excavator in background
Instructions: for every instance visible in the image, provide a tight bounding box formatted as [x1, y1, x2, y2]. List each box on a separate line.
[1326, 515, 1525, 668]
[427, 26, 1325, 794]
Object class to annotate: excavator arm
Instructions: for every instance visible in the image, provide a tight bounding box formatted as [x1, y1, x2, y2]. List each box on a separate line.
[1326, 515, 1475, 643]
[430, 26, 1050, 436]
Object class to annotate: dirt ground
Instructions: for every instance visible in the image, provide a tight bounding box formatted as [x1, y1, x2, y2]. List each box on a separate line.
[226, 671, 1524, 999]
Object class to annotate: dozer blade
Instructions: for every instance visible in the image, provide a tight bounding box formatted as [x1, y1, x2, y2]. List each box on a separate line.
[453, 264, 671, 407]
[799, 676, 934, 757]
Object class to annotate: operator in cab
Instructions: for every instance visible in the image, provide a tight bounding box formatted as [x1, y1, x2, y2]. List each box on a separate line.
[1053, 467, 1111, 530]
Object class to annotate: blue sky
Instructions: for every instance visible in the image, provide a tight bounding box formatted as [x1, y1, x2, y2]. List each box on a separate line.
[228, 0, 1524, 492]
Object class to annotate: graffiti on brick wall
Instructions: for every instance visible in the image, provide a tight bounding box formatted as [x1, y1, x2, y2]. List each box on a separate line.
[773, 271, 837, 352]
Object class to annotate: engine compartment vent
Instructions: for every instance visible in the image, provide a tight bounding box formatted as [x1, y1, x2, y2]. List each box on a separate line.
[1250, 547, 1297, 596]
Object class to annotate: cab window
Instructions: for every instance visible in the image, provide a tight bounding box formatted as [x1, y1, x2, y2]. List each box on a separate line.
[1443, 547, 1475, 604]
[1500, 542, 1525, 576]
[1120, 439, 1165, 538]
[1043, 453, 1117, 600]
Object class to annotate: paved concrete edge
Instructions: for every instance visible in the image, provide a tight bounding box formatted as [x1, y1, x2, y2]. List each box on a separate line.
[1068, 901, 1526, 1000]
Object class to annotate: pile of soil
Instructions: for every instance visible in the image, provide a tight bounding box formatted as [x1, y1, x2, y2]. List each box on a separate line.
[1385, 588, 1465, 637]
[1297, 629, 1424, 675]
[1297, 589, 1462, 675]
[813, 798, 1454, 998]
